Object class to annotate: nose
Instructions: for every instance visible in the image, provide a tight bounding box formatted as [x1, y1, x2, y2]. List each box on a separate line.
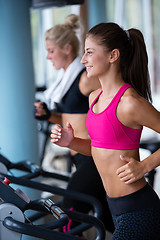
[81, 53, 87, 65]
[46, 53, 50, 60]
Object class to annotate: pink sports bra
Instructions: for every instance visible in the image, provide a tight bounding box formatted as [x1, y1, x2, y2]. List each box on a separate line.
[86, 83, 142, 150]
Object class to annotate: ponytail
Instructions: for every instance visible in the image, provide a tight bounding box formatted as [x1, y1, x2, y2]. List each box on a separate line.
[124, 29, 152, 102]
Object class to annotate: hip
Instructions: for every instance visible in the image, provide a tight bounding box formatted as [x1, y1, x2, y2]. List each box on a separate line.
[106, 183, 160, 216]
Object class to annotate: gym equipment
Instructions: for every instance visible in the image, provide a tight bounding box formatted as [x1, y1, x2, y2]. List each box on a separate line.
[0, 176, 73, 240]
[0, 154, 102, 217]
[0, 154, 106, 239]
[0, 176, 105, 240]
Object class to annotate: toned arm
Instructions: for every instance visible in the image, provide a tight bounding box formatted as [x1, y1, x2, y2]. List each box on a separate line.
[116, 92, 160, 183]
[50, 122, 91, 156]
[48, 112, 62, 125]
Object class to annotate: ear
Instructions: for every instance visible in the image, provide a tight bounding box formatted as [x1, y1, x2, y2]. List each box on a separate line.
[109, 49, 120, 63]
[64, 44, 72, 55]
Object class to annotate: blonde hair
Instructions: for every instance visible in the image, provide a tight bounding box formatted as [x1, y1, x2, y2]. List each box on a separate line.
[45, 14, 80, 57]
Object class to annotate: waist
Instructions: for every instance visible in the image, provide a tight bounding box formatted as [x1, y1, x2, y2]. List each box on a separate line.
[92, 147, 143, 196]
[106, 183, 160, 216]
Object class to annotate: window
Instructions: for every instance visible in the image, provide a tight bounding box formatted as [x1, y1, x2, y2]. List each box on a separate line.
[106, 0, 160, 98]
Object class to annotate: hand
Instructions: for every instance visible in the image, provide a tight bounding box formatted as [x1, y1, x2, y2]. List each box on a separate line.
[50, 122, 74, 148]
[34, 102, 51, 120]
[116, 155, 146, 184]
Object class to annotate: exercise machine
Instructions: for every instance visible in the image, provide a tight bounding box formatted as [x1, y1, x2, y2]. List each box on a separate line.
[0, 176, 105, 240]
[0, 154, 106, 239]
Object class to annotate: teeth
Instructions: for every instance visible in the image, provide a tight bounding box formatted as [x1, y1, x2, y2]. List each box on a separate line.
[86, 66, 91, 70]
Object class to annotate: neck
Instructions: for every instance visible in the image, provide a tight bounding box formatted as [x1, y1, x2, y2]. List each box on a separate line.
[99, 71, 124, 96]
[64, 55, 77, 71]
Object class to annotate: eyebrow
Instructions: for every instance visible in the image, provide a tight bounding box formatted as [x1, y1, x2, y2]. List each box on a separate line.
[47, 48, 54, 51]
[86, 47, 95, 51]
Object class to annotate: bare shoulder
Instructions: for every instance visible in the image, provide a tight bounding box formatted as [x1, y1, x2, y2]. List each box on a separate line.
[79, 71, 101, 96]
[118, 87, 160, 130]
[120, 87, 145, 112]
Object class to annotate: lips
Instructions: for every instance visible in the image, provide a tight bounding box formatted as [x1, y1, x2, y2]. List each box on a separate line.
[86, 66, 92, 71]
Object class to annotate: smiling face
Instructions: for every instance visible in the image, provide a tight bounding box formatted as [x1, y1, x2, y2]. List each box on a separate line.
[81, 36, 111, 78]
[45, 39, 70, 70]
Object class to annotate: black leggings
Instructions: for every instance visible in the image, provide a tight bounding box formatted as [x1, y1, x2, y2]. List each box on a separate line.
[62, 153, 114, 233]
[107, 183, 160, 240]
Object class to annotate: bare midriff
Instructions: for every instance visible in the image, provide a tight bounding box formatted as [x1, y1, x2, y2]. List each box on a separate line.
[92, 147, 146, 198]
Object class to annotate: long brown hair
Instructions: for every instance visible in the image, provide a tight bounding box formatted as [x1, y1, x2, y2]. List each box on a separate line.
[87, 22, 152, 102]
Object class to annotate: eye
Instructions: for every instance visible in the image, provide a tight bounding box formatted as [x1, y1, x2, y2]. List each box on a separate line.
[86, 51, 93, 55]
[47, 49, 54, 54]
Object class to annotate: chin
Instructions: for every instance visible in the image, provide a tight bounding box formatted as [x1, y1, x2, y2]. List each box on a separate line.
[54, 66, 60, 70]
[87, 71, 93, 78]
[87, 72, 96, 78]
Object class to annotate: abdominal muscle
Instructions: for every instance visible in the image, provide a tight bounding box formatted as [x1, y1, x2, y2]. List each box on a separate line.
[92, 147, 147, 198]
